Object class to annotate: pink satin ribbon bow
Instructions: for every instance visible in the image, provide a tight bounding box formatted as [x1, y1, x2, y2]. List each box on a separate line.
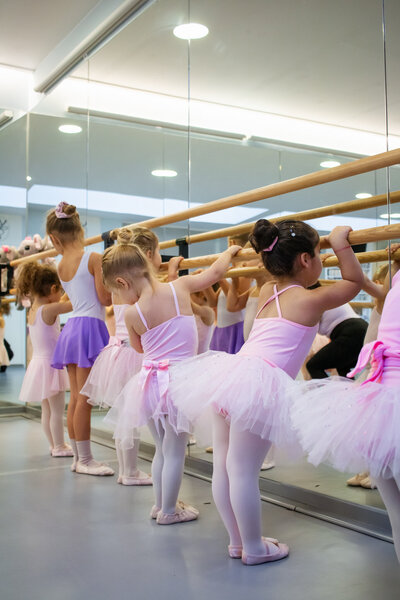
[55, 201, 71, 219]
[108, 336, 122, 347]
[347, 340, 400, 385]
[140, 360, 170, 419]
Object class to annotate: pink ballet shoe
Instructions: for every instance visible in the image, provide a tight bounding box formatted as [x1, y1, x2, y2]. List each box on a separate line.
[150, 505, 161, 519]
[117, 476, 123, 484]
[70, 460, 77, 472]
[121, 471, 153, 486]
[75, 461, 114, 476]
[242, 539, 289, 566]
[156, 501, 199, 525]
[51, 445, 74, 457]
[228, 537, 279, 559]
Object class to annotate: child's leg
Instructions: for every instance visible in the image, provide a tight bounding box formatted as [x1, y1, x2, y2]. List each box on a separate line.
[160, 419, 188, 515]
[41, 398, 54, 450]
[147, 420, 165, 510]
[116, 440, 124, 482]
[120, 436, 152, 485]
[375, 476, 400, 563]
[227, 424, 272, 556]
[66, 364, 78, 461]
[211, 412, 241, 547]
[48, 392, 67, 450]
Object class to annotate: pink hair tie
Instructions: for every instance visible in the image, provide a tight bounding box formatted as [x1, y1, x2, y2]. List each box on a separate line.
[263, 236, 278, 252]
[55, 202, 71, 219]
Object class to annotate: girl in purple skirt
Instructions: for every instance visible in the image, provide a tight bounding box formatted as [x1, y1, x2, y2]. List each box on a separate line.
[47, 202, 113, 476]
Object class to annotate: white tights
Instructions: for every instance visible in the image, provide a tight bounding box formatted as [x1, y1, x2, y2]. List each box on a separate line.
[41, 392, 66, 450]
[375, 476, 400, 563]
[147, 418, 188, 514]
[116, 439, 140, 478]
[212, 412, 272, 555]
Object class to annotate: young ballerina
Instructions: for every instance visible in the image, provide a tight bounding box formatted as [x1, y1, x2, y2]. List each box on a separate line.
[102, 230, 241, 524]
[81, 226, 164, 486]
[16, 262, 73, 456]
[167, 219, 363, 564]
[0, 303, 11, 372]
[46, 202, 113, 476]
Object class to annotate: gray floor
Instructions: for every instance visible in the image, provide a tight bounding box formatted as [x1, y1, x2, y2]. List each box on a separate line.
[1, 416, 399, 600]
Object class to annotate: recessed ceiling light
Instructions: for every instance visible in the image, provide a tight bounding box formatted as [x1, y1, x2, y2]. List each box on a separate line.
[151, 169, 177, 178]
[320, 160, 341, 168]
[173, 23, 209, 40]
[355, 193, 372, 199]
[380, 213, 400, 219]
[58, 124, 82, 134]
[26, 176, 32, 182]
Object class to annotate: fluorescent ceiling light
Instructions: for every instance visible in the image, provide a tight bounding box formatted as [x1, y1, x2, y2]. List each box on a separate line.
[58, 124, 82, 134]
[381, 213, 400, 219]
[173, 23, 209, 40]
[152, 169, 177, 177]
[320, 160, 341, 168]
[355, 193, 373, 199]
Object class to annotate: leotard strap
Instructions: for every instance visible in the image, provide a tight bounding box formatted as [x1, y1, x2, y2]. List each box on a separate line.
[255, 284, 302, 319]
[135, 303, 149, 331]
[169, 281, 180, 316]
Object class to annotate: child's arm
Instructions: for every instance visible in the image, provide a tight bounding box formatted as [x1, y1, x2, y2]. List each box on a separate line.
[191, 300, 215, 326]
[309, 227, 364, 313]
[89, 253, 112, 306]
[178, 246, 242, 294]
[42, 301, 73, 326]
[226, 280, 251, 312]
[361, 275, 386, 301]
[124, 306, 143, 353]
[382, 243, 400, 296]
[167, 256, 184, 282]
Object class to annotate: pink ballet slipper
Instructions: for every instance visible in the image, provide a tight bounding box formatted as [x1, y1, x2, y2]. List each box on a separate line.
[150, 505, 161, 519]
[70, 460, 77, 472]
[51, 445, 74, 457]
[228, 537, 279, 559]
[75, 461, 114, 476]
[156, 501, 199, 525]
[121, 471, 153, 486]
[241, 539, 289, 566]
[117, 476, 123, 484]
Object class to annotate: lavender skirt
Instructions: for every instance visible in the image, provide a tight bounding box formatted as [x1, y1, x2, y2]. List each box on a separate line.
[52, 317, 109, 369]
[209, 321, 244, 354]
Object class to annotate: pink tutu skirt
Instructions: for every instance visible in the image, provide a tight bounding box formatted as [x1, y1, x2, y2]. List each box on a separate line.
[104, 358, 195, 449]
[168, 350, 299, 451]
[290, 372, 400, 479]
[82, 338, 142, 408]
[19, 357, 68, 403]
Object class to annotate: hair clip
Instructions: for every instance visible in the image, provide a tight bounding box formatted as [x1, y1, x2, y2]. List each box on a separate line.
[290, 226, 296, 237]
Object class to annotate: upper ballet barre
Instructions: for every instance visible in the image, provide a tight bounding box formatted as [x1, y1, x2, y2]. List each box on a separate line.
[10, 147, 400, 268]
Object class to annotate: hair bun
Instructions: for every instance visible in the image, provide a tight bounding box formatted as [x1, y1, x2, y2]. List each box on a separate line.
[63, 204, 77, 216]
[117, 228, 135, 245]
[249, 219, 279, 253]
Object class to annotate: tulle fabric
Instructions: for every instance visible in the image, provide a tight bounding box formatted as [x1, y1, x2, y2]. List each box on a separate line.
[19, 357, 68, 403]
[82, 338, 142, 408]
[52, 317, 109, 369]
[290, 373, 400, 479]
[168, 350, 300, 452]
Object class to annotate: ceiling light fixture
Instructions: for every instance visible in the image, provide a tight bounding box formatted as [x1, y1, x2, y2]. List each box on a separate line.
[151, 169, 177, 178]
[26, 176, 32, 182]
[58, 124, 82, 134]
[173, 23, 209, 40]
[320, 160, 341, 168]
[0, 109, 13, 128]
[380, 213, 400, 219]
[355, 193, 373, 199]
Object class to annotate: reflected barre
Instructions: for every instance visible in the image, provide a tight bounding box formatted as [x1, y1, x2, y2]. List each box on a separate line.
[10, 147, 400, 268]
[159, 223, 400, 271]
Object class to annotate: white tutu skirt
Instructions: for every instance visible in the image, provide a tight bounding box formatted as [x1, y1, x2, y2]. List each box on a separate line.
[19, 357, 68, 403]
[290, 375, 400, 479]
[168, 350, 300, 452]
[82, 340, 142, 408]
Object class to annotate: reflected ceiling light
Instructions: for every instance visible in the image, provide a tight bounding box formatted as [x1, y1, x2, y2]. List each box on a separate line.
[0, 109, 13, 128]
[151, 169, 177, 177]
[58, 124, 82, 134]
[380, 213, 400, 219]
[355, 192, 372, 199]
[26, 176, 32, 182]
[173, 23, 209, 40]
[320, 160, 341, 168]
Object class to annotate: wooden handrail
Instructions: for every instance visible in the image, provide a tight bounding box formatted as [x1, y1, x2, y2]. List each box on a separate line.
[159, 190, 400, 249]
[10, 147, 400, 267]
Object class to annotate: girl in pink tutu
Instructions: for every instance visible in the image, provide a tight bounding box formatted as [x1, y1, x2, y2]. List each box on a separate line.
[168, 219, 363, 564]
[82, 226, 164, 486]
[291, 245, 400, 564]
[16, 262, 73, 457]
[46, 202, 113, 476]
[102, 230, 241, 524]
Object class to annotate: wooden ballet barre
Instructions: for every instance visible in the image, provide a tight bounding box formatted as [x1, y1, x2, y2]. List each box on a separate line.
[160, 223, 400, 271]
[350, 301, 375, 309]
[0, 297, 16, 305]
[322, 248, 400, 268]
[159, 190, 400, 250]
[10, 147, 400, 268]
